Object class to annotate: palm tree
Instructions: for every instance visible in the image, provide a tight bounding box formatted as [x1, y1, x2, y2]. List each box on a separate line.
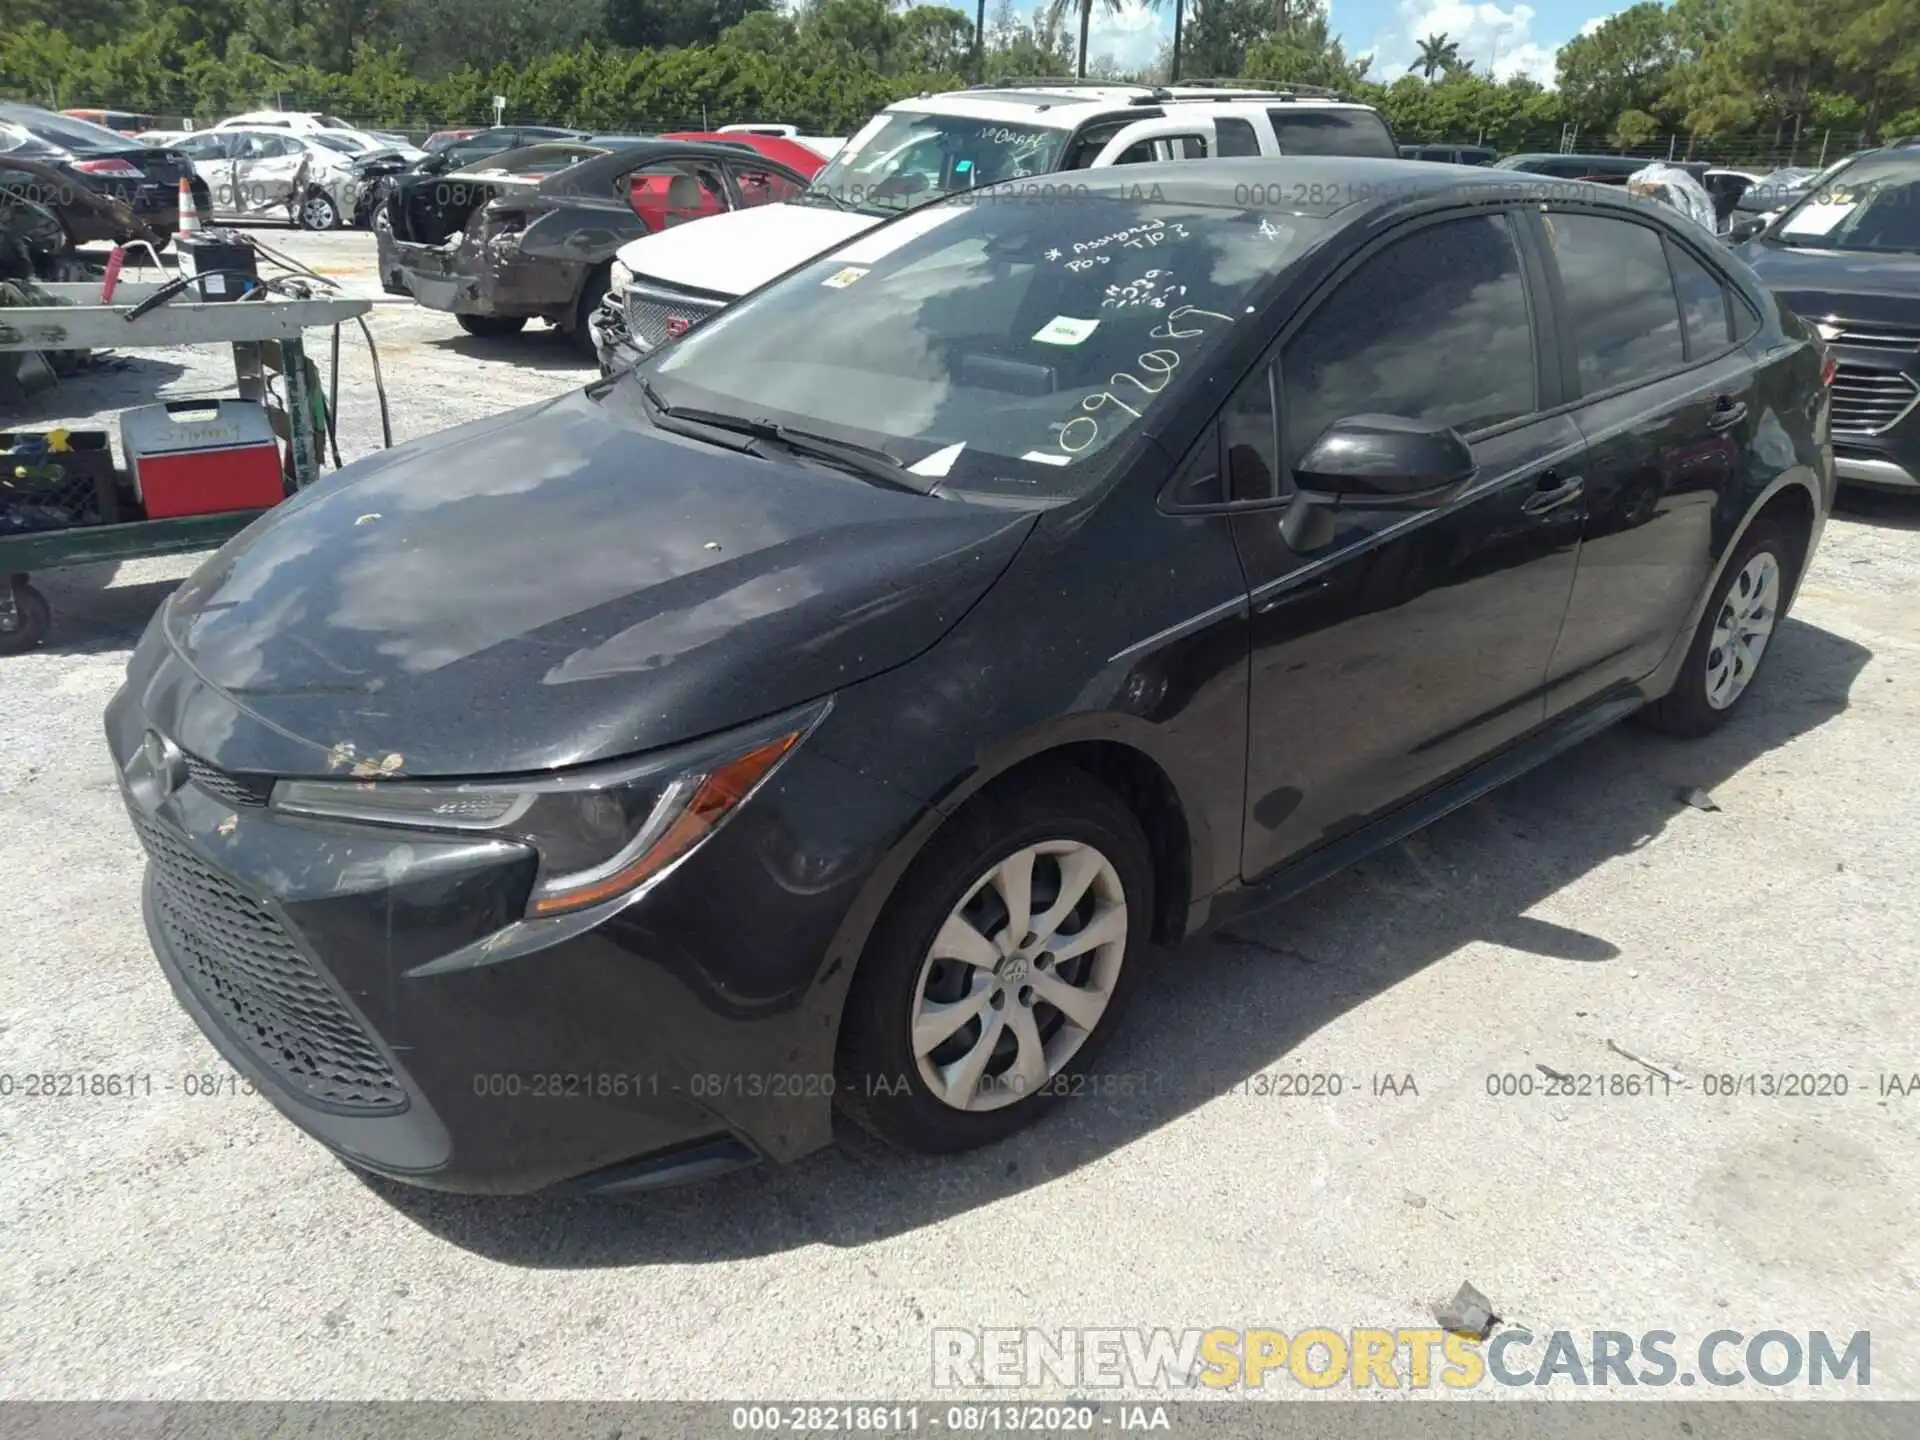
[1410, 32, 1461, 80]
[1046, 0, 1129, 78]
[1144, 0, 1183, 81]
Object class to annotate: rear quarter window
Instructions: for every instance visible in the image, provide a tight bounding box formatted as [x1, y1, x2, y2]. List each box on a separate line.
[1268, 109, 1396, 158]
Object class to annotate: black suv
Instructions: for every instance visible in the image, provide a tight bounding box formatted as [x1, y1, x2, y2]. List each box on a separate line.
[1736, 147, 1920, 492]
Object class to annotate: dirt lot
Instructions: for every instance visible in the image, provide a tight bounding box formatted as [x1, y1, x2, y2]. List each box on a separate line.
[2, 227, 1918, 1403]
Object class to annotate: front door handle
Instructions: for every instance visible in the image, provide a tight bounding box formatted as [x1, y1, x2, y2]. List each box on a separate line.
[1708, 398, 1750, 432]
[1521, 471, 1584, 516]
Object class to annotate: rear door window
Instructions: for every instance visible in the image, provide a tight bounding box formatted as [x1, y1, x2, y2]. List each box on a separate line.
[1267, 108, 1396, 158]
[1541, 212, 1687, 392]
[1668, 242, 1735, 358]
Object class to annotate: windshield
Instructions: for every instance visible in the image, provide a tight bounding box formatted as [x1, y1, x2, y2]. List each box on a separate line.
[1768, 154, 1920, 251]
[804, 111, 1068, 216]
[313, 133, 365, 154]
[623, 190, 1328, 499]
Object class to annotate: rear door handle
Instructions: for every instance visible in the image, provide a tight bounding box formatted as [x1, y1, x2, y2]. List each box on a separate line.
[1521, 471, 1584, 516]
[1708, 399, 1749, 431]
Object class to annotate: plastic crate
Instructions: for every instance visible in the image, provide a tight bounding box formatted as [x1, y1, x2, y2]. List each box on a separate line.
[0, 429, 121, 536]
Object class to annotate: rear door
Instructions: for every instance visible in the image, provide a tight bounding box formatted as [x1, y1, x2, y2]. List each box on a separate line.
[1226, 208, 1585, 878]
[1533, 208, 1762, 711]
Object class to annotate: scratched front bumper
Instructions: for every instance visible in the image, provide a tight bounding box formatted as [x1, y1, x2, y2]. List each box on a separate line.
[104, 673, 753, 1195]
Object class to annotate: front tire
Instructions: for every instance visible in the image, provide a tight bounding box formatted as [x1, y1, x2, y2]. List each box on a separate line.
[455, 314, 527, 338]
[569, 263, 611, 357]
[838, 770, 1153, 1154]
[0, 580, 51, 655]
[1642, 520, 1796, 737]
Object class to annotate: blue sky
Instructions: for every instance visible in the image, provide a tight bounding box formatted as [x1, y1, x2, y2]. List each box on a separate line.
[1085, 0, 1619, 84]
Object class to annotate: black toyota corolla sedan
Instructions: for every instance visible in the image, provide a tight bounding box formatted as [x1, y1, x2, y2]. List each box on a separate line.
[108, 159, 1833, 1196]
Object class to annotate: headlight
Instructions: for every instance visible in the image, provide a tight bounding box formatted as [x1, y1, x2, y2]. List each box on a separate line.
[609, 259, 633, 293]
[269, 704, 825, 917]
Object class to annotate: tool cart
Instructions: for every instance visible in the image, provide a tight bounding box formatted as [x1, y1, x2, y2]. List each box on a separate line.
[0, 279, 377, 653]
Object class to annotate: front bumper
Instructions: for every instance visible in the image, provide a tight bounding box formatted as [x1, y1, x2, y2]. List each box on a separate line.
[1828, 340, 1920, 492]
[106, 654, 922, 1194]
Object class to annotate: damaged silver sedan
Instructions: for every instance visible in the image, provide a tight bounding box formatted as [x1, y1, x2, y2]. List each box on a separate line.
[375, 138, 814, 351]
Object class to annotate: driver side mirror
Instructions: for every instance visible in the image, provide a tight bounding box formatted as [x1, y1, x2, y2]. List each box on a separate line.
[1292, 414, 1477, 511]
[1727, 214, 1768, 243]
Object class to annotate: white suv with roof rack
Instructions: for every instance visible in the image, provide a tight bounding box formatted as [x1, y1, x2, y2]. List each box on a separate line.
[590, 79, 1398, 373]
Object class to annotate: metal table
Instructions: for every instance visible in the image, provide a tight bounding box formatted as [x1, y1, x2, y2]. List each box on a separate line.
[0, 282, 374, 652]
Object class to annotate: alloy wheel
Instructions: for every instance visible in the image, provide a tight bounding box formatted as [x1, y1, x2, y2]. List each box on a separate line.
[1705, 550, 1780, 710]
[303, 193, 340, 230]
[909, 840, 1128, 1112]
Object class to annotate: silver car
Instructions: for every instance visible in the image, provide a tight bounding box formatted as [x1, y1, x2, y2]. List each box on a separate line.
[172, 127, 362, 230]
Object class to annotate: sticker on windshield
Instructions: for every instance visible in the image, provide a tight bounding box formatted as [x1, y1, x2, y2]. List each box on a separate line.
[1032, 316, 1100, 346]
[822, 266, 869, 289]
[909, 442, 966, 478]
[1780, 201, 1854, 236]
[1021, 450, 1073, 466]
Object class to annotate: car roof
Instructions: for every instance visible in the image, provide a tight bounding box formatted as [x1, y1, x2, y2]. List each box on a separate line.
[975, 155, 1686, 218]
[892, 82, 1379, 132]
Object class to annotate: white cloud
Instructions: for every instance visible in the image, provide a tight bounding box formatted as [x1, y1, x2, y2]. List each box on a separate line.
[1579, 13, 1613, 36]
[1085, 0, 1169, 73]
[1373, 0, 1559, 85]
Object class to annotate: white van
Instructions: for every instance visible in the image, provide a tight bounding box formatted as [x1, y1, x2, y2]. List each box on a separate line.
[591, 80, 1398, 371]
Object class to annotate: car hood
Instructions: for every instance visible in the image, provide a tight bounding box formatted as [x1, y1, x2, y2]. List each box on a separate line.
[1740, 242, 1920, 328]
[147, 388, 1036, 779]
[612, 202, 880, 299]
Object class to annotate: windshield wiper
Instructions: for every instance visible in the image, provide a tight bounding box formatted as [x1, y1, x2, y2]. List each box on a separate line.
[792, 187, 848, 211]
[637, 382, 935, 494]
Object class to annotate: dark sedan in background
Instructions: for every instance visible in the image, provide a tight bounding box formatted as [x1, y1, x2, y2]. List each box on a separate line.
[0, 102, 209, 249]
[109, 160, 1830, 1196]
[377, 137, 814, 351]
[1737, 146, 1920, 492]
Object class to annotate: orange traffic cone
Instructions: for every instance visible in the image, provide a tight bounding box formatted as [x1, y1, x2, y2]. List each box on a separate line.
[177, 174, 201, 237]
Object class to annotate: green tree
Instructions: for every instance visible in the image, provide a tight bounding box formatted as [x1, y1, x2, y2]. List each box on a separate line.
[1554, 2, 1678, 131]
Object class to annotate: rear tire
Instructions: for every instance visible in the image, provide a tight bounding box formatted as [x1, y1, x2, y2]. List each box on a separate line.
[300, 189, 341, 232]
[837, 770, 1153, 1155]
[455, 314, 527, 338]
[0, 580, 51, 655]
[1641, 520, 1797, 737]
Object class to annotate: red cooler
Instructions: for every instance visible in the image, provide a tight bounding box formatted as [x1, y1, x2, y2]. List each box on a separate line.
[120, 399, 286, 519]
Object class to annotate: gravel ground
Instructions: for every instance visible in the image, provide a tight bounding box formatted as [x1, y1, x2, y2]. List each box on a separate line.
[2, 228, 1918, 1404]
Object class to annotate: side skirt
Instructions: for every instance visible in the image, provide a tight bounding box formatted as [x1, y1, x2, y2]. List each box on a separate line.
[1206, 689, 1648, 932]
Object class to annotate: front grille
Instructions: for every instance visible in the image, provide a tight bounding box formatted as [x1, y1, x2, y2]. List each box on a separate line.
[132, 807, 404, 1113]
[624, 284, 721, 352]
[1830, 364, 1920, 435]
[1828, 326, 1920, 354]
[184, 756, 273, 808]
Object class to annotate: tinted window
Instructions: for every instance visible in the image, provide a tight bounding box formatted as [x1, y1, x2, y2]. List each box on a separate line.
[1267, 109, 1396, 158]
[1543, 212, 1686, 392]
[1281, 214, 1536, 471]
[1731, 292, 1761, 342]
[1225, 365, 1280, 501]
[1669, 243, 1732, 358]
[1216, 117, 1260, 158]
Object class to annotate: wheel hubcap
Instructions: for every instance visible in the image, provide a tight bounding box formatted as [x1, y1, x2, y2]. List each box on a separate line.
[305, 197, 334, 228]
[1705, 550, 1780, 711]
[909, 840, 1128, 1113]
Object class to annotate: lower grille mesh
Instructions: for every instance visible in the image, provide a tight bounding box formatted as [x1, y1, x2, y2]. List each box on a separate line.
[132, 809, 404, 1112]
